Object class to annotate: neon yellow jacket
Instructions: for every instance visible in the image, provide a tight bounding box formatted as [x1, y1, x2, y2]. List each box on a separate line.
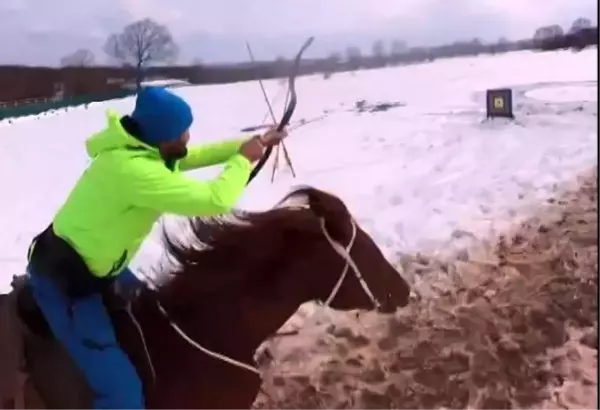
[52, 109, 251, 277]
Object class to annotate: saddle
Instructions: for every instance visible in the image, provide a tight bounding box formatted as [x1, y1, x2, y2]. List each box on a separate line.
[0, 276, 37, 410]
[0, 225, 144, 409]
[0, 275, 94, 409]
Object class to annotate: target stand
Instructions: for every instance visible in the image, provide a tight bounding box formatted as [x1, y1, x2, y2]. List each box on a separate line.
[486, 88, 514, 119]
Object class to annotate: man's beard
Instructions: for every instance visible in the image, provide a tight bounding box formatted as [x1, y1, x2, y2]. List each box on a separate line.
[161, 145, 188, 161]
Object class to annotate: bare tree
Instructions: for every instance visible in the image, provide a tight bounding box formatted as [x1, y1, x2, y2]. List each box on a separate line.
[326, 52, 342, 65]
[532, 24, 565, 50]
[345, 46, 361, 61]
[60, 49, 95, 67]
[533, 24, 564, 41]
[569, 17, 592, 34]
[494, 37, 510, 53]
[390, 40, 408, 56]
[104, 18, 179, 89]
[322, 52, 342, 78]
[345, 46, 362, 70]
[371, 40, 386, 57]
[274, 56, 287, 66]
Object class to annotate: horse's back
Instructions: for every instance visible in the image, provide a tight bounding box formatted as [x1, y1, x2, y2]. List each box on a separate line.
[0, 275, 93, 409]
[0, 286, 25, 409]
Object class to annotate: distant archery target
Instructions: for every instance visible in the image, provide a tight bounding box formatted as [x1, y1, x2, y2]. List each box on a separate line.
[486, 88, 514, 119]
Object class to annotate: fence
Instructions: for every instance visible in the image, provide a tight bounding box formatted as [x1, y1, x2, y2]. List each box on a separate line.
[0, 90, 136, 121]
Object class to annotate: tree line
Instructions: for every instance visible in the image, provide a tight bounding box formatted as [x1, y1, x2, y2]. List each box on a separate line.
[1, 17, 597, 104]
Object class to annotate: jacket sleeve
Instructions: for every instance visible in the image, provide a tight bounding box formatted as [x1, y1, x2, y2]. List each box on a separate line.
[179, 138, 246, 171]
[121, 154, 252, 216]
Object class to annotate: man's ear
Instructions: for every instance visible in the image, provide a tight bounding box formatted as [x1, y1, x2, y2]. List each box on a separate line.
[180, 130, 191, 144]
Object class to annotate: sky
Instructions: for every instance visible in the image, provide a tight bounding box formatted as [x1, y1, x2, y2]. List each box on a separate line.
[0, 0, 597, 66]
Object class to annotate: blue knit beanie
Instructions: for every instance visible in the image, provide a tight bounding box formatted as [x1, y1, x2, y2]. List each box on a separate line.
[131, 86, 193, 146]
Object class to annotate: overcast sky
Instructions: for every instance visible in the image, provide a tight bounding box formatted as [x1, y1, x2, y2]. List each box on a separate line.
[0, 0, 596, 66]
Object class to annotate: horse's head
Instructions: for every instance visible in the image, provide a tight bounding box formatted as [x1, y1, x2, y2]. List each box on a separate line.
[160, 187, 410, 323]
[272, 186, 411, 313]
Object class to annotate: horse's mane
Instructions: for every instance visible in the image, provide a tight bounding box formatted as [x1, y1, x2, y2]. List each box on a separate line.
[159, 186, 350, 296]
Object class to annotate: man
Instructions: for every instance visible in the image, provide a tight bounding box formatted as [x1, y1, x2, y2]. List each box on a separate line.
[25, 86, 286, 408]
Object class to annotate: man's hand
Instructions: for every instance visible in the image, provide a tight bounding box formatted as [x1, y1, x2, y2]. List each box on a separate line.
[105, 272, 143, 311]
[259, 126, 288, 147]
[112, 267, 143, 300]
[238, 126, 288, 163]
[239, 136, 266, 163]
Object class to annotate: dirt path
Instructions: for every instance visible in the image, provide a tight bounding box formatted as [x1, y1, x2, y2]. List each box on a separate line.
[254, 169, 598, 409]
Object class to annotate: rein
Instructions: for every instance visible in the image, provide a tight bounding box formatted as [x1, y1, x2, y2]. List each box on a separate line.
[154, 215, 380, 376]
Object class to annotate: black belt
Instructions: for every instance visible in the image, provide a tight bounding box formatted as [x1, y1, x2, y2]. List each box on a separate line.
[28, 225, 115, 299]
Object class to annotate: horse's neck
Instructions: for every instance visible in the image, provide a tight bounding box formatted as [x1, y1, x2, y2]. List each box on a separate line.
[130, 290, 303, 367]
[242, 301, 316, 354]
[129, 293, 261, 364]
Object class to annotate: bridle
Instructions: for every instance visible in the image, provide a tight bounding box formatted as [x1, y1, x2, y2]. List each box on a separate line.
[319, 218, 380, 310]
[151, 214, 381, 376]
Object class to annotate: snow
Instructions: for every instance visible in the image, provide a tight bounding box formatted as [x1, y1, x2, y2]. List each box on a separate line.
[122, 78, 191, 90]
[1, 48, 597, 292]
[525, 84, 598, 103]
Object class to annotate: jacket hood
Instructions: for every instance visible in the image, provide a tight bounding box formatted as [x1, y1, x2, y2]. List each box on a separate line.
[85, 109, 158, 158]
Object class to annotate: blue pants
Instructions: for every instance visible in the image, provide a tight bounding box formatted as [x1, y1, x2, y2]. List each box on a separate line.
[27, 265, 144, 409]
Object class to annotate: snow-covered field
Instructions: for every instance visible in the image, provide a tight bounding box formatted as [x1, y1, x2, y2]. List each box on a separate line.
[0, 48, 597, 292]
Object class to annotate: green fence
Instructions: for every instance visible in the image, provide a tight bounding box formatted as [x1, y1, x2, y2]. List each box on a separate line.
[0, 90, 136, 121]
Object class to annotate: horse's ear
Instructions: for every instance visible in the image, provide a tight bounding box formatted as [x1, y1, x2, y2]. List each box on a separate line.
[275, 189, 310, 210]
[305, 191, 326, 217]
[305, 189, 351, 242]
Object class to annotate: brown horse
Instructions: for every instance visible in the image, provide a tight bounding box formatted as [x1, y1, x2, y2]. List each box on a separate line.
[0, 186, 410, 409]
